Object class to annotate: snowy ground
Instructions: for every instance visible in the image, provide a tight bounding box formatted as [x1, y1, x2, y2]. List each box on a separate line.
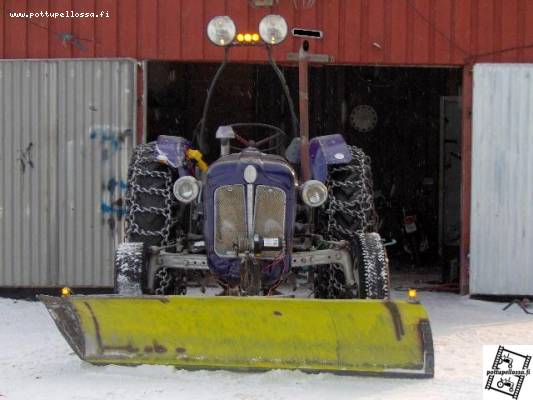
[1, 289, 532, 400]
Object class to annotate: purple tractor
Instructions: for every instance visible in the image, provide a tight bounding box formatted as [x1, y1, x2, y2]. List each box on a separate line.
[114, 14, 390, 300]
[40, 13, 434, 378]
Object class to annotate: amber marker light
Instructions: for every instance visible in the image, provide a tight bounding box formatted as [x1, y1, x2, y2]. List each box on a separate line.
[407, 288, 418, 303]
[61, 287, 72, 297]
[235, 33, 261, 45]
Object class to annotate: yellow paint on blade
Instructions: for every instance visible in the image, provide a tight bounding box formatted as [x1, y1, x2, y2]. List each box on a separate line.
[69, 296, 429, 374]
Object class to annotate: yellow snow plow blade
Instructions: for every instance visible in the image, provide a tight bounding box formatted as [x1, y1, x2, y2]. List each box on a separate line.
[39, 295, 434, 377]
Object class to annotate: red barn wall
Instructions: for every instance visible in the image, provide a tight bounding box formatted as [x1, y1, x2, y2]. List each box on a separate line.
[2, 0, 533, 65]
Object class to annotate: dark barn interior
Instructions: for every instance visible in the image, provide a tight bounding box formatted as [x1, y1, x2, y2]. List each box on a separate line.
[147, 61, 462, 285]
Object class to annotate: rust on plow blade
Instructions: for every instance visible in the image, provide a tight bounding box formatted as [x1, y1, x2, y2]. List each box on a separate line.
[39, 294, 434, 378]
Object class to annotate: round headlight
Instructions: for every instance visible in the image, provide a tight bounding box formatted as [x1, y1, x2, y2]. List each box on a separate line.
[206, 16, 236, 46]
[259, 15, 288, 45]
[173, 176, 200, 203]
[301, 180, 328, 207]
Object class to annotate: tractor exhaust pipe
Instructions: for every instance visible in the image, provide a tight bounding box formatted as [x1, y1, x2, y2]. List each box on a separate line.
[298, 41, 311, 182]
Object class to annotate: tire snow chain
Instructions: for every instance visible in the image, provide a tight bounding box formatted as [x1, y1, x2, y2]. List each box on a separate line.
[324, 146, 376, 298]
[358, 232, 390, 299]
[125, 143, 177, 294]
[154, 267, 172, 295]
[125, 143, 176, 245]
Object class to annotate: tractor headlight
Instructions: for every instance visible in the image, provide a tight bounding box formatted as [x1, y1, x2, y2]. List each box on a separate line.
[173, 176, 200, 203]
[259, 15, 288, 45]
[207, 16, 236, 46]
[301, 180, 328, 207]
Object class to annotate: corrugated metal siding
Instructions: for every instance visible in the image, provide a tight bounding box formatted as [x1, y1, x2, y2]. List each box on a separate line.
[0, 59, 135, 287]
[470, 63, 533, 295]
[2, 0, 533, 65]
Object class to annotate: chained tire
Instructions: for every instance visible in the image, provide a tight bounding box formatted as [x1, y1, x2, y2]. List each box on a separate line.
[114, 242, 145, 295]
[314, 146, 390, 300]
[313, 234, 390, 300]
[123, 142, 180, 295]
[355, 232, 390, 299]
[126, 142, 176, 247]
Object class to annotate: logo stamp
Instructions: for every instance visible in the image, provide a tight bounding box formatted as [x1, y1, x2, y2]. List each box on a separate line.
[484, 346, 532, 399]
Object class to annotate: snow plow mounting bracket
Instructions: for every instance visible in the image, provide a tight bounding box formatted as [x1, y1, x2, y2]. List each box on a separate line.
[147, 248, 355, 291]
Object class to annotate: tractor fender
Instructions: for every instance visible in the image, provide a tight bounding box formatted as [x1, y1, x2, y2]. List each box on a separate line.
[154, 135, 191, 175]
[309, 134, 352, 182]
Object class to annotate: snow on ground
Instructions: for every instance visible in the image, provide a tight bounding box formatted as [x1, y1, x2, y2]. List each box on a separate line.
[1, 290, 532, 400]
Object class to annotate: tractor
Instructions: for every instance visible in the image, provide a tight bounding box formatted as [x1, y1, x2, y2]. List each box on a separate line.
[40, 14, 433, 377]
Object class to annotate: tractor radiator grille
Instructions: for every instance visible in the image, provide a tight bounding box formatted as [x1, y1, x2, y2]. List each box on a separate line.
[214, 185, 246, 256]
[254, 185, 286, 257]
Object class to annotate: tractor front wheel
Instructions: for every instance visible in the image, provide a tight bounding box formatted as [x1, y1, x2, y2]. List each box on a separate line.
[354, 232, 390, 299]
[114, 242, 146, 295]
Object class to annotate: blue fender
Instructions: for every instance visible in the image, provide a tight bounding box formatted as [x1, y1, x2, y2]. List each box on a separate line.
[309, 134, 352, 182]
[154, 135, 191, 176]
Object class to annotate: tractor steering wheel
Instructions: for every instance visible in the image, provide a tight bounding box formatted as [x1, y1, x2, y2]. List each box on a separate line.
[229, 123, 287, 154]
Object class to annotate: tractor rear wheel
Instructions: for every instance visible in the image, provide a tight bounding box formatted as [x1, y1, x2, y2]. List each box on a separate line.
[314, 146, 390, 300]
[125, 142, 177, 247]
[115, 142, 180, 295]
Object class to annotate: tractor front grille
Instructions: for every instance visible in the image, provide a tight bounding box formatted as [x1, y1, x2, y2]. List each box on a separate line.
[214, 184, 286, 257]
[254, 185, 286, 253]
[214, 185, 246, 256]
[254, 185, 286, 258]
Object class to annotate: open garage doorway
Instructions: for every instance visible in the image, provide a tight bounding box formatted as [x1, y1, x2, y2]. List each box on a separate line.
[146, 61, 462, 289]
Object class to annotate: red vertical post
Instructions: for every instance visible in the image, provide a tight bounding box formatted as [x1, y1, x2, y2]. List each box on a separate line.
[299, 43, 311, 182]
[460, 64, 473, 295]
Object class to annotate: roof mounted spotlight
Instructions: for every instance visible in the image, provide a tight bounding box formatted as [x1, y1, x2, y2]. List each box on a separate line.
[259, 15, 288, 45]
[207, 16, 237, 46]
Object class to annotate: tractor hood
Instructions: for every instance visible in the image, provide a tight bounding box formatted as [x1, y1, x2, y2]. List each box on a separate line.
[203, 148, 297, 287]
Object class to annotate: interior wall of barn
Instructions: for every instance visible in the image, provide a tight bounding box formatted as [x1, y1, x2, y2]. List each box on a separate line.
[146, 61, 462, 281]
